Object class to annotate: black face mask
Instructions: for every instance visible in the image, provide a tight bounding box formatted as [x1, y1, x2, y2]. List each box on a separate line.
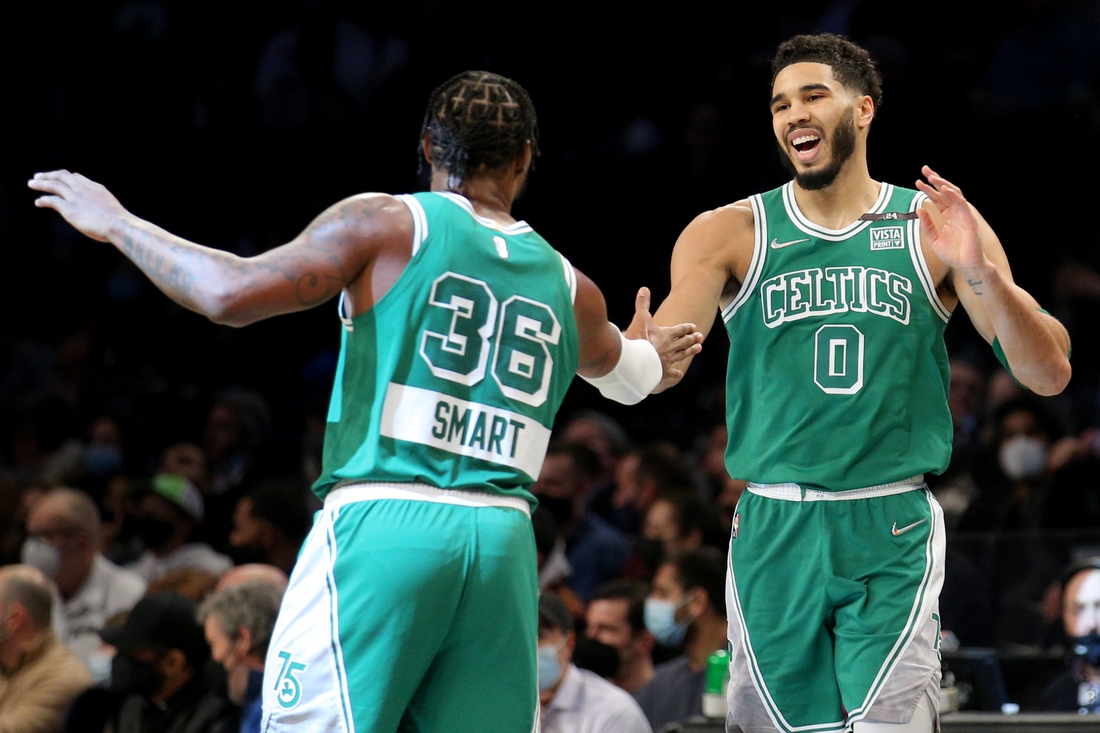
[537, 496, 574, 530]
[572, 635, 621, 680]
[1071, 634, 1100, 666]
[228, 543, 269, 567]
[137, 517, 176, 551]
[635, 537, 665, 574]
[110, 654, 162, 697]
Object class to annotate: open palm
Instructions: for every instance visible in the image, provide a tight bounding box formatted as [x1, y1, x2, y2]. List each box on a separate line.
[915, 165, 987, 271]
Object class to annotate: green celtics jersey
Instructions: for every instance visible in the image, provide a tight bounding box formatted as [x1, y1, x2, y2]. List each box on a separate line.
[313, 191, 580, 506]
[723, 182, 952, 490]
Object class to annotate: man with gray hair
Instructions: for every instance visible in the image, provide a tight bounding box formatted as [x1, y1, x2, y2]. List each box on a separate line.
[0, 564, 92, 733]
[198, 582, 285, 733]
[23, 487, 145, 681]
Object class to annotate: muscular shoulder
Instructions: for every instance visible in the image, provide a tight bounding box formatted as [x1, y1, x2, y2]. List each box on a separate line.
[318, 193, 414, 240]
[674, 199, 755, 283]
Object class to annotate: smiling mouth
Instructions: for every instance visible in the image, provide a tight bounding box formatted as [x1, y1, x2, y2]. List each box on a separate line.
[790, 132, 822, 162]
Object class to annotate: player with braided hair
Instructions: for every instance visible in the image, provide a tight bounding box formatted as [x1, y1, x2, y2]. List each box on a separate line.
[30, 70, 702, 732]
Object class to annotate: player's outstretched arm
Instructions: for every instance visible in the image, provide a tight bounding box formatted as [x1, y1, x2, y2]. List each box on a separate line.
[650, 203, 753, 392]
[916, 165, 1071, 395]
[572, 269, 702, 405]
[29, 170, 410, 327]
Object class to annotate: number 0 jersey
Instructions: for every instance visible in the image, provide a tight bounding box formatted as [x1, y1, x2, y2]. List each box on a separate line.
[723, 182, 952, 490]
[313, 191, 580, 507]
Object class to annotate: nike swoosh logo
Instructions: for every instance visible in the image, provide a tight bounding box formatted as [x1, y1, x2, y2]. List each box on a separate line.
[769, 237, 810, 249]
[891, 518, 928, 536]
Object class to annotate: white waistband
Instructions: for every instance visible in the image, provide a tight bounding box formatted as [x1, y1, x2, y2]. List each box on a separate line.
[324, 481, 531, 516]
[746, 475, 926, 502]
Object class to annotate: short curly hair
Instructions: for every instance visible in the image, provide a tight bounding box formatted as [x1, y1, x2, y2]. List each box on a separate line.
[771, 33, 883, 109]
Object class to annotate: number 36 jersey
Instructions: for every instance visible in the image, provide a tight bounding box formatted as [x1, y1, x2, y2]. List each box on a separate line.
[313, 191, 579, 507]
[723, 182, 952, 491]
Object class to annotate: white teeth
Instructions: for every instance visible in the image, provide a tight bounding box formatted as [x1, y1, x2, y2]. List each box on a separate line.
[793, 135, 820, 146]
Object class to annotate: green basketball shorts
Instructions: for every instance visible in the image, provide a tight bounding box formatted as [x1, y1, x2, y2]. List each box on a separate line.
[260, 482, 540, 733]
[726, 478, 944, 733]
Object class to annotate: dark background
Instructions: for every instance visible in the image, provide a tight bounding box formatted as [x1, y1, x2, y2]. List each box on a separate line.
[2, 0, 1098, 475]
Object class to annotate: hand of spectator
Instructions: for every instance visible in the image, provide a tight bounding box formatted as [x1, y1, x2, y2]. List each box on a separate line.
[1048, 428, 1100, 473]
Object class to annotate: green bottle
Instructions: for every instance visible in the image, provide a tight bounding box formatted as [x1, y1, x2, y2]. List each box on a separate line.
[703, 649, 730, 718]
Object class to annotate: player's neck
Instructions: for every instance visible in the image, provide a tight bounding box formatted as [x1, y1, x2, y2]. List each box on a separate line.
[791, 158, 880, 231]
[429, 169, 519, 227]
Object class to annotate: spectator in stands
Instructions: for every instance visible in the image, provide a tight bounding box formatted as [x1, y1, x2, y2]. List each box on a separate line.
[586, 580, 655, 693]
[227, 479, 312, 574]
[533, 443, 631, 602]
[100, 592, 236, 733]
[126, 475, 232, 583]
[532, 508, 586, 625]
[0, 565, 92, 733]
[1034, 562, 1100, 711]
[23, 487, 145, 682]
[216, 564, 288, 593]
[538, 592, 652, 733]
[608, 444, 695, 535]
[146, 568, 220, 603]
[198, 582, 284, 733]
[634, 548, 727, 732]
[562, 410, 631, 512]
[158, 443, 211, 497]
[642, 493, 724, 560]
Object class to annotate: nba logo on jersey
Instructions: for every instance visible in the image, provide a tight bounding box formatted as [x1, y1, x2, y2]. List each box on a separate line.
[732, 513, 740, 540]
[870, 226, 904, 250]
[866, 225, 902, 250]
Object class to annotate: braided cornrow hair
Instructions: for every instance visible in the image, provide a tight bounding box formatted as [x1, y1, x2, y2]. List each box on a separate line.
[419, 71, 540, 185]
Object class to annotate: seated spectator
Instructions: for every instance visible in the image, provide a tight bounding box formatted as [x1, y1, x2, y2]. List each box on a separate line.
[100, 592, 237, 733]
[533, 444, 631, 602]
[23, 487, 145, 681]
[126, 475, 232, 583]
[1034, 562, 1100, 711]
[198, 582, 284, 733]
[0, 565, 92, 733]
[216, 564, 288, 594]
[607, 444, 695, 536]
[634, 548, 727, 732]
[642, 493, 724, 561]
[228, 479, 312, 574]
[146, 568, 220, 603]
[586, 580, 655, 693]
[532, 508, 586, 626]
[538, 593, 652, 733]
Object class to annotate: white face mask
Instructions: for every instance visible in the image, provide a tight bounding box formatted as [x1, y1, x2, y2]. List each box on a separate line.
[20, 537, 61, 579]
[999, 435, 1048, 480]
[537, 641, 565, 691]
[87, 649, 116, 687]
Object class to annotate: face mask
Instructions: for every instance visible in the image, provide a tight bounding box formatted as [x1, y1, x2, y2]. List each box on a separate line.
[137, 516, 176, 551]
[110, 653, 162, 697]
[1072, 634, 1100, 667]
[537, 642, 565, 691]
[644, 595, 692, 647]
[999, 435, 1047, 480]
[87, 650, 115, 687]
[228, 544, 269, 567]
[635, 538, 664, 574]
[86, 446, 124, 476]
[537, 497, 574, 530]
[21, 537, 61, 579]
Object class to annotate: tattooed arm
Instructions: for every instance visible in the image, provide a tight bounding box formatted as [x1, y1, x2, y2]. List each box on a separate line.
[916, 166, 1071, 395]
[29, 170, 411, 326]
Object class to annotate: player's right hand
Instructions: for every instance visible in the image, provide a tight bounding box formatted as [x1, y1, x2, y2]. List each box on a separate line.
[624, 287, 703, 392]
[28, 170, 127, 243]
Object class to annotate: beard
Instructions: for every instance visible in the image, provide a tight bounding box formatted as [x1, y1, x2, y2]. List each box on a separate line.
[778, 108, 857, 191]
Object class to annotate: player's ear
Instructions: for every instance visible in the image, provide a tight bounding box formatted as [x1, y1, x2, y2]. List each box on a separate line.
[856, 95, 874, 129]
[515, 141, 533, 175]
[421, 133, 435, 167]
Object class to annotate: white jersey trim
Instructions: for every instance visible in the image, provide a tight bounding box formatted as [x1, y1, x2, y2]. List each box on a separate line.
[906, 193, 951, 323]
[394, 194, 429, 256]
[746, 475, 925, 502]
[783, 182, 892, 241]
[434, 191, 534, 234]
[325, 481, 531, 516]
[559, 254, 578, 305]
[722, 194, 768, 323]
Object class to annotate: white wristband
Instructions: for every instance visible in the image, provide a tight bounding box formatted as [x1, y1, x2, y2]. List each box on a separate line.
[581, 331, 663, 405]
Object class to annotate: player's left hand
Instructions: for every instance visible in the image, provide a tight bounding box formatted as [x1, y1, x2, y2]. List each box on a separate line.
[915, 166, 990, 273]
[624, 287, 703, 390]
[28, 170, 127, 243]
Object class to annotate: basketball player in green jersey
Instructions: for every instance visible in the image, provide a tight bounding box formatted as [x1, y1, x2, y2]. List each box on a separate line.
[650, 35, 1071, 733]
[29, 72, 703, 733]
